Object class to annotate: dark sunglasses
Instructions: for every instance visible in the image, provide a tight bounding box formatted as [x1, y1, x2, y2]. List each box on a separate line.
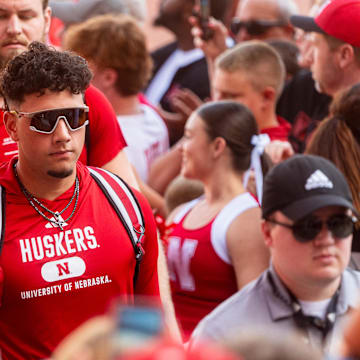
[230, 19, 287, 36]
[266, 213, 357, 243]
[9, 106, 89, 134]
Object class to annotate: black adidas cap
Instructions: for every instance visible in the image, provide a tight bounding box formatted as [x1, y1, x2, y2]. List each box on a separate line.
[262, 154, 357, 221]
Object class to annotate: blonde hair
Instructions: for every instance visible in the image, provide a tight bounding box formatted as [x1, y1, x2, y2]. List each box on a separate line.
[215, 41, 286, 99]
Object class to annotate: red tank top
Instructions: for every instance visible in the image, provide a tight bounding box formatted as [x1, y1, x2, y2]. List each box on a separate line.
[167, 193, 258, 341]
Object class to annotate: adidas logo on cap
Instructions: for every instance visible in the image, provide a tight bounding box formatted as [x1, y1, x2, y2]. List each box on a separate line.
[305, 170, 333, 191]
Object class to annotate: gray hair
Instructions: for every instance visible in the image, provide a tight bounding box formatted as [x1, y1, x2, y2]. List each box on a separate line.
[276, 0, 299, 21]
[49, 0, 146, 25]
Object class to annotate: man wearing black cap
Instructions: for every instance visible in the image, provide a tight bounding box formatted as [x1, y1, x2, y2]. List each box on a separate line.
[191, 154, 360, 353]
[290, 0, 360, 97]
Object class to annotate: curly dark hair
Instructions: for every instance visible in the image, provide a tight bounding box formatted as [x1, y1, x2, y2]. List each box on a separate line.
[1, 41, 92, 106]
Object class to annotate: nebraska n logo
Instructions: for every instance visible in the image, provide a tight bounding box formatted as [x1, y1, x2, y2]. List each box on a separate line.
[41, 256, 86, 282]
[57, 262, 70, 276]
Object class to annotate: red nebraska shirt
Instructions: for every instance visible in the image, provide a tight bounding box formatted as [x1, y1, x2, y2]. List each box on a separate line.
[0, 160, 159, 360]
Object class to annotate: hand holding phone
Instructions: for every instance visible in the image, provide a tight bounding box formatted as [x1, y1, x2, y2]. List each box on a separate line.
[196, 0, 214, 41]
[111, 303, 165, 357]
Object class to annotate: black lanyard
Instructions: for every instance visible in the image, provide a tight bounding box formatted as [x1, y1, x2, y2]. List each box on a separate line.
[268, 272, 339, 345]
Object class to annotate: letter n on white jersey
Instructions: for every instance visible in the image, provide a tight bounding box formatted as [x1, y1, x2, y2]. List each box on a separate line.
[167, 237, 198, 291]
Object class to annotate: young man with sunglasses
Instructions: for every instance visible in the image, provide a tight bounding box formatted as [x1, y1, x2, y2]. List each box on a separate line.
[0, 0, 182, 343]
[0, 41, 160, 360]
[231, 0, 297, 42]
[192, 0, 298, 65]
[191, 154, 360, 354]
[0, 0, 138, 187]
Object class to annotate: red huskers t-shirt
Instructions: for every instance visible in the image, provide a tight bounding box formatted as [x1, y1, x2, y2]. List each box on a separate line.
[0, 159, 159, 360]
[0, 85, 126, 166]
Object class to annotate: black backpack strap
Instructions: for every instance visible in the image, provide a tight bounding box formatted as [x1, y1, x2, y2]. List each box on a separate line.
[0, 186, 5, 254]
[88, 168, 145, 287]
[83, 91, 91, 155]
[85, 124, 91, 156]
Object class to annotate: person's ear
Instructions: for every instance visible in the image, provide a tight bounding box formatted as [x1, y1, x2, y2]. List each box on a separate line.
[212, 136, 227, 159]
[337, 43, 355, 69]
[94, 68, 118, 91]
[263, 86, 276, 101]
[43, 6, 52, 38]
[103, 68, 118, 87]
[262, 219, 274, 248]
[260, 86, 276, 110]
[281, 24, 296, 40]
[4, 111, 19, 142]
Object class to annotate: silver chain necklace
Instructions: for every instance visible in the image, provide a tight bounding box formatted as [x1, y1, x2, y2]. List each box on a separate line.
[14, 163, 79, 231]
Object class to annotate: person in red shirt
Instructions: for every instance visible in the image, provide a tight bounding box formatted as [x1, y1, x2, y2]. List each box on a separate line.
[0, 41, 160, 360]
[0, 0, 180, 344]
[213, 41, 291, 141]
[165, 101, 270, 341]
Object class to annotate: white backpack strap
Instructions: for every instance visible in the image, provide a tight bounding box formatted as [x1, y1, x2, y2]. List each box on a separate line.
[88, 168, 145, 263]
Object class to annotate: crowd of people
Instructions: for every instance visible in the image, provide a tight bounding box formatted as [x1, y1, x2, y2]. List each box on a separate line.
[0, 0, 360, 359]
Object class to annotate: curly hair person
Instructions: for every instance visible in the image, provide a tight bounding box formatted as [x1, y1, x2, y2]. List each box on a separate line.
[0, 41, 92, 107]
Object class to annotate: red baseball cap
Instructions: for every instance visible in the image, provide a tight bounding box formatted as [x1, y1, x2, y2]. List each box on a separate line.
[290, 0, 360, 47]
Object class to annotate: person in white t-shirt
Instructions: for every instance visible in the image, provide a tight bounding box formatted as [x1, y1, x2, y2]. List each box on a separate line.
[63, 13, 169, 183]
[118, 104, 169, 182]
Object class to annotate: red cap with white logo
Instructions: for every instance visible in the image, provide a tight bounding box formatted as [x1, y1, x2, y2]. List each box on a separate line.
[291, 0, 360, 47]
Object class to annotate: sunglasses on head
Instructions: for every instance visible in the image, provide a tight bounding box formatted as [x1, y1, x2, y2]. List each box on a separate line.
[9, 106, 89, 134]
[230, 19, 287, 36]
[266, 213, 357, 243]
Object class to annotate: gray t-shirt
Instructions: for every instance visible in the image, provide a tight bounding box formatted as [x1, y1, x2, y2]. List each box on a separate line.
[190, 265, 360, 353]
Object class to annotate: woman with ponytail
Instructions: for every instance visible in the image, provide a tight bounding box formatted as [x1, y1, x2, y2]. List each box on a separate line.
[165, 100, 270, 342]
[306, 83, 360, 267]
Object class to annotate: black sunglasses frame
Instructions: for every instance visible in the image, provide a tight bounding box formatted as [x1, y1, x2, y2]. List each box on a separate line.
[230, 19, 287, 36]
[265, 213, 357, 243]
